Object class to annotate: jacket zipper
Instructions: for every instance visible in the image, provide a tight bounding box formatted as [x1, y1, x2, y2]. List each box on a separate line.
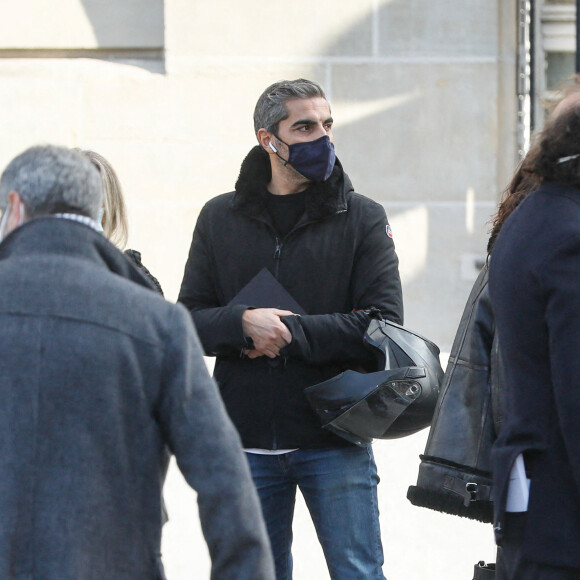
[273, 237, 282, 278]
[266, 209, 346, 449]
[267, 204, 347, 279]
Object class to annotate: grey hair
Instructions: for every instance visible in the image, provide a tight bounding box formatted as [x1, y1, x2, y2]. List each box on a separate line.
[0, 144, 102, 220]
[253, 78, 329, 136]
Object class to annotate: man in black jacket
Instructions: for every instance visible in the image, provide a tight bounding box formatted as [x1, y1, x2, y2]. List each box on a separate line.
[179, 79, 403, 580]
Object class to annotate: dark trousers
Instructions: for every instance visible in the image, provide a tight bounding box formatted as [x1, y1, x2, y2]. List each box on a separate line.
[496, 513, 580, 580]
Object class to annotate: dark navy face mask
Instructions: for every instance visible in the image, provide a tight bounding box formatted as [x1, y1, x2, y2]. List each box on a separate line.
[269, 134, 336, 182]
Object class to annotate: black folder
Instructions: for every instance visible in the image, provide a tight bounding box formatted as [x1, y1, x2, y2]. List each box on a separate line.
[229, 267, 307, 315]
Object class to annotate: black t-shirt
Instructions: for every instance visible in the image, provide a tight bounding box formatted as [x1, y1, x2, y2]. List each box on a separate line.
[264, 190, 307, 238]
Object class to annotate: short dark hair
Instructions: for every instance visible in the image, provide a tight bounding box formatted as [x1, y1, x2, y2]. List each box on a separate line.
[253, 79, 328, 136]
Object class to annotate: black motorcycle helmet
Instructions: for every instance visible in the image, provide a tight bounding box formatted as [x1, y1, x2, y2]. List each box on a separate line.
[304, 316, 443, 446]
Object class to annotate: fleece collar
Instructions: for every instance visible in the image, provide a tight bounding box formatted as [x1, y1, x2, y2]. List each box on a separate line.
[231, 146, 352, 221]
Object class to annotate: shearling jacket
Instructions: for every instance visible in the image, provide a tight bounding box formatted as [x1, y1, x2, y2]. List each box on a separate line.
[178, 146, 403, 449]
[0, 217, 274, 580]
[407, 264, 502, 523]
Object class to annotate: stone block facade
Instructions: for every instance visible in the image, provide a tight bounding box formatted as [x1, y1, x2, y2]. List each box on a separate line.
[0, 0, 517, 351]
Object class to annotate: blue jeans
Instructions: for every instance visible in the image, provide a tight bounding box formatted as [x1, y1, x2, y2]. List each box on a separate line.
[246, 446, 386, 580]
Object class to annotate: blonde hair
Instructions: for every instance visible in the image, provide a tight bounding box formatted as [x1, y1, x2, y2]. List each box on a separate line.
[77, 149, 129, 249]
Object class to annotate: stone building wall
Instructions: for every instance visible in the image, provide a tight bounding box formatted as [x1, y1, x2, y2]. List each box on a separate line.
[0, 0, 517, 351]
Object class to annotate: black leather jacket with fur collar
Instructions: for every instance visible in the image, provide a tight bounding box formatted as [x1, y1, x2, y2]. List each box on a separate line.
[407, 264, 502, 522]
[179, 146, 403, 449]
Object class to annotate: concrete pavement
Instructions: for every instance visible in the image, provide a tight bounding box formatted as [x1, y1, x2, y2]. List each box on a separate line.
[161, 355, 496, 579]
[161, 431, 496, 580]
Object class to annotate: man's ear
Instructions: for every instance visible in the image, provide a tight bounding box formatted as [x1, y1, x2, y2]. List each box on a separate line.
[5, 191, 26, 235]
[257, 128, 275, 154]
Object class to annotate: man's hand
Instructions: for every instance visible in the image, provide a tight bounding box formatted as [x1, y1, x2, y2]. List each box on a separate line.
[242, 308, 293, 359]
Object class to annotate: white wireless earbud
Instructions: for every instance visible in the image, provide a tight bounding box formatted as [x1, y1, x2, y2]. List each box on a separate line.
[268, 142, 278, 153]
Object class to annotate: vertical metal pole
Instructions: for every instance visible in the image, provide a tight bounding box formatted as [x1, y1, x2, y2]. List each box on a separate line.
[577, 0, 580, 72]
[517, 0, 533, 157]
[530, 0, 535, 132]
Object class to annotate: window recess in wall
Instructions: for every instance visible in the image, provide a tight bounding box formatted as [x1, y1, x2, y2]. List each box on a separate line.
[0, 0, 164, 66]
[534, 0, 576, 126]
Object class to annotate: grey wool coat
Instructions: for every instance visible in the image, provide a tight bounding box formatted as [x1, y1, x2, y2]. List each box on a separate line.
[0, 218, 275, 580]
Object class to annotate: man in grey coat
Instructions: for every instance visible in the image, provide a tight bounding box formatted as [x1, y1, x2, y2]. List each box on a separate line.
[0, 145, 275, 580]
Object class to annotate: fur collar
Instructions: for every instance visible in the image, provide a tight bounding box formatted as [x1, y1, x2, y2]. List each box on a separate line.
[231, 146, 351, 221]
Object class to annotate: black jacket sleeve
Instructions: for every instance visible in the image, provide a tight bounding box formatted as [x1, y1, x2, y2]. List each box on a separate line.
[280, 201, 403, 369]
[178, 207, 250, 356]
[406, 266, 496, 523]
[281, 310, 376, 369]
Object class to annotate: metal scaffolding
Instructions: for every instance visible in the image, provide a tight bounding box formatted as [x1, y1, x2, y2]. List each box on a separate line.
[517, 0, 534, 158]
[577, 0, 580, 72]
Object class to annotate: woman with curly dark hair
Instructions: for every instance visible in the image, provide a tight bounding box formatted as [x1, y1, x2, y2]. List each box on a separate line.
[489, 100, 580, 579]
[409, 79, 580, 580]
